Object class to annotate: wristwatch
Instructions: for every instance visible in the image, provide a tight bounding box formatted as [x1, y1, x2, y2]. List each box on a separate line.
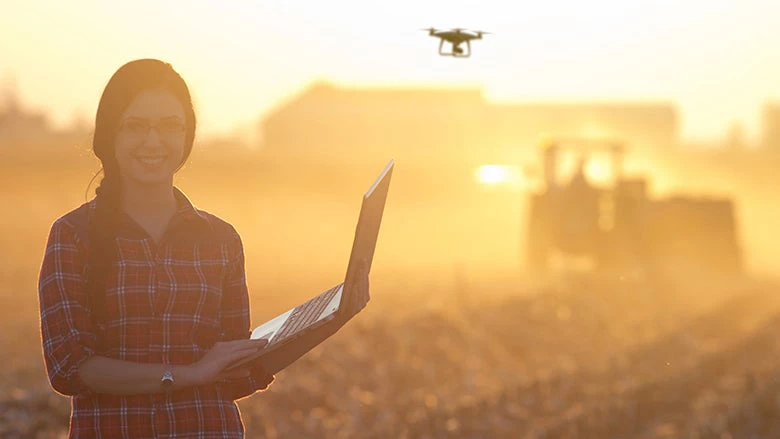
[161, 364, 174, 391]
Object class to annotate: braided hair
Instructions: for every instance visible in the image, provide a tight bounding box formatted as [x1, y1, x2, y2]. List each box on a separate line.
[85, 59, 196, 328]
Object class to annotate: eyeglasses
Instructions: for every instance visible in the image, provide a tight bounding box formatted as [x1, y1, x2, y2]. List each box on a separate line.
[118, 118, 186, 141]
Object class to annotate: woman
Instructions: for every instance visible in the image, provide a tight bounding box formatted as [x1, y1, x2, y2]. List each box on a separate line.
[38, 59, 369, 438]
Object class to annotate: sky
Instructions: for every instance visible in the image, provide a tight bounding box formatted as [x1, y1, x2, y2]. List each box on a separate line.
[1, 0, 779, 142]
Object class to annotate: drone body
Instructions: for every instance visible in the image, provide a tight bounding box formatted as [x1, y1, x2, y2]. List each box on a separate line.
[422, 27, 490, 58]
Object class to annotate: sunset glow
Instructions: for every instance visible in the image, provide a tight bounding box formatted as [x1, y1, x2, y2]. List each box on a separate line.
[1, 1, 779, 140]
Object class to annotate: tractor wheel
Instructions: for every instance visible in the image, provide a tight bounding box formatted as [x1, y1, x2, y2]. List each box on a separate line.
[526, 195, 550, 276]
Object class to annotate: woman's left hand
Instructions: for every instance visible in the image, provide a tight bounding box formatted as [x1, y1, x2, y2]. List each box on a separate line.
[216, 367, 251, 382]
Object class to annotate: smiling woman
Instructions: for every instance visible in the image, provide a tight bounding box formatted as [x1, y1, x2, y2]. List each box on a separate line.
[37, 58, 371, 439]
[37, 59, 275, 439]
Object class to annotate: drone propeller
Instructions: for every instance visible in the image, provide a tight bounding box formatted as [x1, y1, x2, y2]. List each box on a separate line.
[475, 30, 492, 34]
[420, 27, 437, 32]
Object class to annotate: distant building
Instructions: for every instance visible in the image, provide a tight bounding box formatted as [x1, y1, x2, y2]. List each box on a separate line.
[260, 82, 486, 167]
[761, 103, 780, 150]
[259, 82, 679, 168]
[485, 102, 678, 152]
[0, 91, 91, 156]
[0, 93, 52, 147]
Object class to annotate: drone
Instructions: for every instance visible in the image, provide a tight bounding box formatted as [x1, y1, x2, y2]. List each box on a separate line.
[421, 27, 490, 58]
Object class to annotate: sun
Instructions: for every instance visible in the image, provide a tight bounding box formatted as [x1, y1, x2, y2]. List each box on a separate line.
[476, 165, 509, 184]
[584, 158, 613, 185]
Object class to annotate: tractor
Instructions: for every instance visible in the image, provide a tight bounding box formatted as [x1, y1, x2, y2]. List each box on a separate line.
[524, 138, 743, 278]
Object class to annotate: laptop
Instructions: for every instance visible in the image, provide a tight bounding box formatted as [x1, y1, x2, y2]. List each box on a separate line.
[225, 159, 394, 371]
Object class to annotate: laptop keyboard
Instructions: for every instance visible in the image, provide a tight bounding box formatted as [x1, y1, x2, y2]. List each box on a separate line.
[271, 283, 342, 346]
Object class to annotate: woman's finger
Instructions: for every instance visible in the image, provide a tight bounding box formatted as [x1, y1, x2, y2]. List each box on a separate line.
[231, 342, 264, 352]
[224, 346, 262, 364]
[226, 339, 267, 352]
[217, 368, 251, 381]
[214, 339, 264, 353]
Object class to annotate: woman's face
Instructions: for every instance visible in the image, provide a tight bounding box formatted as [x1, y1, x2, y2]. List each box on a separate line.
[114, 88, 187, 189]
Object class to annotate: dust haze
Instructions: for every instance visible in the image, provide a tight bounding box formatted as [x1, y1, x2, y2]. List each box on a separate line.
[3, 83, 780, 437]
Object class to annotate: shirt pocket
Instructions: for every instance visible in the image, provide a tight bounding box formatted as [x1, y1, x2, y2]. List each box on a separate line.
[169, 244, 230, 346]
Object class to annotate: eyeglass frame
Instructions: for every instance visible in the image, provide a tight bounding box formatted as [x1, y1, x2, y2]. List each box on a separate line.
[117, 116, 187, 141]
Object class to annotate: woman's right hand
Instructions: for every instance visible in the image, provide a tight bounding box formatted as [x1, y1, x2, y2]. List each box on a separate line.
[188, 339, 268, 385]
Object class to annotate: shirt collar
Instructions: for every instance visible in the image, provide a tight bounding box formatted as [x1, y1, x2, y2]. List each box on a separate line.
[99, 187, 213, 240]
[169, 187, 213, 234]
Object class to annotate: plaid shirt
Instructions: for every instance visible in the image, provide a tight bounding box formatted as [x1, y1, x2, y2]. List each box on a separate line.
[38, 187, 274, 438]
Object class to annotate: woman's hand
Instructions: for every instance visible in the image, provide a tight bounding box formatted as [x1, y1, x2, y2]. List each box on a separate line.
[342, 257, 370, 319]
[216, 367, 253, 382]
[188, 339, 268, 386]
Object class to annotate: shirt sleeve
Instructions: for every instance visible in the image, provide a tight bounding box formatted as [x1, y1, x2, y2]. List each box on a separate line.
[38, 219, 98, 397]
[218, 228, 275, 400]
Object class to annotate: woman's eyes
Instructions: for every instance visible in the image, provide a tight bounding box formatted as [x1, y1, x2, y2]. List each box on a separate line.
[121, 119, 184, 134]
[159, 120, 185, 132]
[124, 120, 148, 132]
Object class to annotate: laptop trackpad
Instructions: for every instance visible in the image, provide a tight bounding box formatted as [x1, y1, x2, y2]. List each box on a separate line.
[250, 309, 294, 344]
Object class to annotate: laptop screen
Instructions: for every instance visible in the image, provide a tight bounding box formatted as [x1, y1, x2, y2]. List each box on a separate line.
[343, 159, 394, 286]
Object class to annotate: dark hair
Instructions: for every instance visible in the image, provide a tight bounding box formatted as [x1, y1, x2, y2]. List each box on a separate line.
[85, 59, 196, 327]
